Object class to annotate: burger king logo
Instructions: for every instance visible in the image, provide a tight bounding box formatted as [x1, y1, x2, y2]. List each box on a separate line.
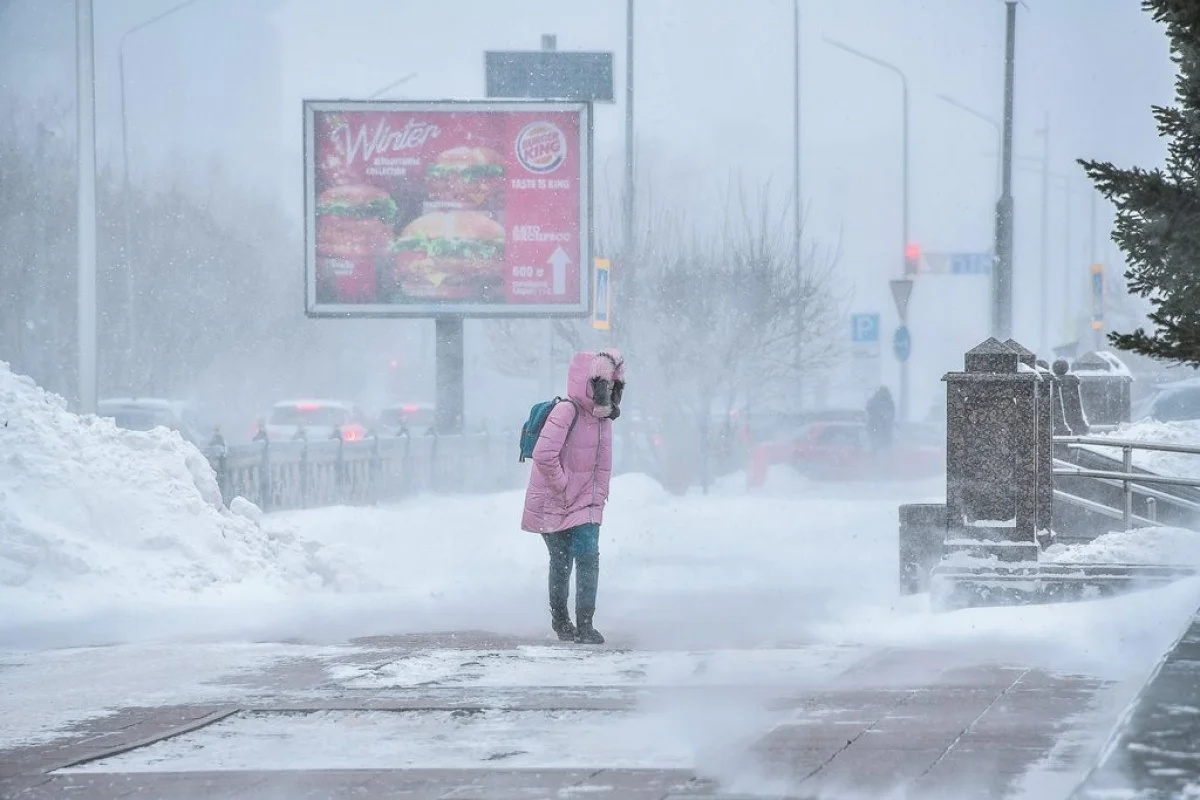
[515, 121, 567, 174]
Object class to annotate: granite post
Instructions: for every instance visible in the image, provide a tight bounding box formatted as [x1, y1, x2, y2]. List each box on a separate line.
[1071, 350, 1133, 426]
[942, 338, 1043, 563]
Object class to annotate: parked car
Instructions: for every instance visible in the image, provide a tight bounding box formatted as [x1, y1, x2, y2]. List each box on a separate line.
[377, 402, 437, 436]
[263, 399, 371, 442]
[785, 420, 944, 481]
[97, 397, 210, 447]
[1133, 378, 1200, 423]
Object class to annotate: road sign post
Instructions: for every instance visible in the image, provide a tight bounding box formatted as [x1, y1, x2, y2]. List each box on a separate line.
[894, 326, 912, 361]
[889, 278, 914, 422]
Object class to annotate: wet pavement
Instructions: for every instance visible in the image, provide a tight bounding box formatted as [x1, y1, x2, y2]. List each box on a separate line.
[1071, 607, 1200, 799]
[0, 633, 1139, 799]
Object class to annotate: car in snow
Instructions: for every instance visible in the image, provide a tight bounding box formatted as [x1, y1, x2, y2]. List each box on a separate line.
[97, 397, 211, 448]
[783, 420, 944, 481]
[376, 402, 437, 436]
[1133, 378, 1200, 423]
[262, 399, 371, 442]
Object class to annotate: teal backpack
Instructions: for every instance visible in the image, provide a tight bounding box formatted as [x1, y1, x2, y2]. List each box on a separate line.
[519, 398, 579, 462]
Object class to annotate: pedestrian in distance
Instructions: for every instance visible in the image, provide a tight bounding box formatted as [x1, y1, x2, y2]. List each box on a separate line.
[865, 385, 896, 451]
[521, 349, 625, 645]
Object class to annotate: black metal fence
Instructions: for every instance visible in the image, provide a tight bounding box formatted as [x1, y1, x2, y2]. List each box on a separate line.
[204, 432, 526, 512]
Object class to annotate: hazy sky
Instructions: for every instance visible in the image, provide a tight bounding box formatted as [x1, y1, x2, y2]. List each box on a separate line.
[0, 0, 1177, 416]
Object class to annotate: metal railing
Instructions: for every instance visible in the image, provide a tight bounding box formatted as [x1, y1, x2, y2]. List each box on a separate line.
[1052, 435, 1200, 530]
[202, 432, 527, 512]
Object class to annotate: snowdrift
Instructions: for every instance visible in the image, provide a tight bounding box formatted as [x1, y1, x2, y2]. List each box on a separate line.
[1094, 419, 1200, 478]
[0, 364, 346, 615]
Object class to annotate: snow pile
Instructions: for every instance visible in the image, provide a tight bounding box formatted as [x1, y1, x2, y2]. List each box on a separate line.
[1044, 525, 1200, 567]
[1092, 419, 1200, 478]
[0, 364, 350, 617]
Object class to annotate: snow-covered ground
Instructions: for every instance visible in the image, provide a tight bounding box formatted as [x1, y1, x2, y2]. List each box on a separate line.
[5, 361, 1200, 793]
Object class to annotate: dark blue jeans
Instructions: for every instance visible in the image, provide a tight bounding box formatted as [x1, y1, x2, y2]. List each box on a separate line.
[542, 523, 600, 620]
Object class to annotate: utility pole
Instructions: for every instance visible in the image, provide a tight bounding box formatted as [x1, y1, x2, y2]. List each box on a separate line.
[77, 0, 98, 414]
[992, 0, 1018, 341]
[793, 0, 803, 405]
[1061, 177, 1072, 339]
[624, 0, 635, 256]
[1090, 189, 1101, 351]
[1038, 111, 1050, 356]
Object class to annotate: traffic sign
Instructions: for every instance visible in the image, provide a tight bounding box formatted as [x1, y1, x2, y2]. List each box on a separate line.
[949, 252, 992, 275]
[889, 279, 913, 322]
[920, 252, 993, 275]
[486, 50, 615, 102]
[893, 325, 912, 362]
[851, 313, 880, 343]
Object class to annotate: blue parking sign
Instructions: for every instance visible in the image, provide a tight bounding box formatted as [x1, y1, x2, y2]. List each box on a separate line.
[851, 313, 880, 343]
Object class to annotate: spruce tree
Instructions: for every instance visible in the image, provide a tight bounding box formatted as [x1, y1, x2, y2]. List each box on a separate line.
[1080, 0, 1200, 366]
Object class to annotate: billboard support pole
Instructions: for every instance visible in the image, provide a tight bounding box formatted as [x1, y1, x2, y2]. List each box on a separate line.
[435, 317, 465, 435]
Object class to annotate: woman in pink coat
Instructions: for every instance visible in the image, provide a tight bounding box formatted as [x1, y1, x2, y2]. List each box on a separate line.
[522, 348, 625, 644]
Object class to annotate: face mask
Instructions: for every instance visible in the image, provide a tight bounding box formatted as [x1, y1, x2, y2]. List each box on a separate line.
[591, 377, 613, 409]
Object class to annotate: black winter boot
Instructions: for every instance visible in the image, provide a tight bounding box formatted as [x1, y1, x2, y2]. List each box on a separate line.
[574, 609, 605, 644]
[551, 612, 576, 641]
[544, 533, 575, 641]
[574, 554, 604, 644]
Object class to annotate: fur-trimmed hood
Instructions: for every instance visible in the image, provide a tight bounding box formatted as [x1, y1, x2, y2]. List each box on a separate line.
[566, 349, 625, 416]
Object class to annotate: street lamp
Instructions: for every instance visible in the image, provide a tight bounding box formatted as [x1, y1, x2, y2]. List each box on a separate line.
[118, 0, 208, 389]
[792, 0, 803, 394]
[825, 36, 911, 422]
[78, 0, 98, 414]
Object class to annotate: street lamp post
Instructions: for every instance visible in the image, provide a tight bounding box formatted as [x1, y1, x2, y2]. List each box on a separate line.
[624, 0, 635, 256]
[994, 0, 1019, 341]
[77, 0, 98, 414]
[118, 0, 207, 390]
[792, 0, 803, 397]
[1036, 112, 1050, 356]
[825, 37, 910, 422]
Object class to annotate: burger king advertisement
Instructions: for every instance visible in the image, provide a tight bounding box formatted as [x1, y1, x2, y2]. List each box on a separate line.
[303, 100, 592, 317]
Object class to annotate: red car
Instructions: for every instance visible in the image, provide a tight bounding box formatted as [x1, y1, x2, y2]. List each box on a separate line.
[786, 421, 944, 482]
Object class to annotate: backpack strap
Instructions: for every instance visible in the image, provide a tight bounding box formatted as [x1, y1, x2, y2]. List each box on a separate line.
[560, 398, 581, 450]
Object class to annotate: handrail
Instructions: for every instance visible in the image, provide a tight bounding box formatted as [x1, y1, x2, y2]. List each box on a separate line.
[1051, 435, 1200, 531]
[1051, 467, 1200, 489]
[1052, 458, 1200, 515]
[1053, 489, 1158, 529]
[1054, 435, 1200, 457]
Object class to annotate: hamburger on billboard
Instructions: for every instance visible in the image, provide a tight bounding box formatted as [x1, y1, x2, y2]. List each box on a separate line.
[303, 99, 592, 317]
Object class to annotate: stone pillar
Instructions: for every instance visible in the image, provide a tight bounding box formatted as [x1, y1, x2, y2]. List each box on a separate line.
[942, 338, 1043, 563]
[1054, 359, 1090, 435]
[1013, 342, 1054, 545]
[1071, 351, 1133, 426]
[1049, 360, 1074, 436]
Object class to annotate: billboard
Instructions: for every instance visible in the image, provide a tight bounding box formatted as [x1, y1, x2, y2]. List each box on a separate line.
[303, 100, 592, 317]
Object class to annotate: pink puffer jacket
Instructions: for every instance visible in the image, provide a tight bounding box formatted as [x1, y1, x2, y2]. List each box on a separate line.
[521, 350, 623, 534]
